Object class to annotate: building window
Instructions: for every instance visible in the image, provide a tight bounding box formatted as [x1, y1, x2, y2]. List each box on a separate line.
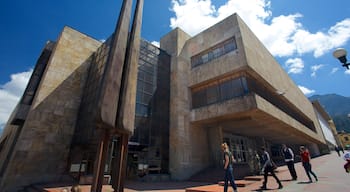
[191, 37, 237, 68]
[345, 136, 349, 141]
[191, 76, 248, 109]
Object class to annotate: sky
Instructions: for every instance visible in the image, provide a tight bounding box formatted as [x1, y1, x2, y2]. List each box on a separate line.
[1, 0, 350, 129]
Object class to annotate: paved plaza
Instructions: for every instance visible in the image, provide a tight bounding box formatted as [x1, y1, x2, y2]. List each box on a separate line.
[41, 151, 350, 192]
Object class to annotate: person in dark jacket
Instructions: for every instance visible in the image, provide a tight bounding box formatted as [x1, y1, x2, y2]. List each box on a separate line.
[260, 147, 283, 190]
[282, 144, 297, 180]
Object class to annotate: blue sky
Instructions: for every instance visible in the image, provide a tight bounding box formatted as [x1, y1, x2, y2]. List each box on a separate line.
[1, 0, 350, 128]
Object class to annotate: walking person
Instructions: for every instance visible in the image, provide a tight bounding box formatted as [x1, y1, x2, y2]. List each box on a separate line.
[300, 146, 318, 182]
[260, 147, 283, 190]
[335, 146, 341, 157]
[281, 144, 297, 180]
[221, 143, 238, 192]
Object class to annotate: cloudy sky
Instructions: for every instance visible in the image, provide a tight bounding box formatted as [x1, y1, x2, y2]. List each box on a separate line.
[1, 0, 350, 130]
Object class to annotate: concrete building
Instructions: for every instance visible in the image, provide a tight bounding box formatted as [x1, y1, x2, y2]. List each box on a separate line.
[311, 100, 338, 153]
[338, 131, 350, 150]
[160, 13, 326, 180]
[0, 13, 329, 190]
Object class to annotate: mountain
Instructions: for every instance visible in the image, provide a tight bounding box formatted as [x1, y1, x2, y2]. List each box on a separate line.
[309, 94, 350, 133]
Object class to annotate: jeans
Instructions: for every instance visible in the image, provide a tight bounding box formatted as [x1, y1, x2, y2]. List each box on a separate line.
[302, 162, 318, 181]
[224, 165, 237, 192]
[286, 161, 297, 179]
[262, 165, 282, 188]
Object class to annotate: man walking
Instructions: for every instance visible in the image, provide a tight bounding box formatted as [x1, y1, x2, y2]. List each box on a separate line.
[282, 144, 297, 180]
[260, 147, 283, 190]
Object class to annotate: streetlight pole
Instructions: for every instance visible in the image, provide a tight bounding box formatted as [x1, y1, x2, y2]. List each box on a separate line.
[333, 48, 350, 69]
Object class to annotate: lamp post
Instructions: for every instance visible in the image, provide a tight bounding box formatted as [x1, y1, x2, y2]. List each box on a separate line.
[333, 48, 350, 69]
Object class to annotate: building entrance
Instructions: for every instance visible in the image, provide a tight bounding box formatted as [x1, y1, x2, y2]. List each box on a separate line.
[223, 133, 260, 174]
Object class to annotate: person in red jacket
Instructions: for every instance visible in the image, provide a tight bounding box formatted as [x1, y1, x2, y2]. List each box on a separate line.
[300, 146, 318, 182]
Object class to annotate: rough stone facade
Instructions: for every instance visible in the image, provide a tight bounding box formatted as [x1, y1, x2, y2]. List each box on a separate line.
[0, 27, 101, 191]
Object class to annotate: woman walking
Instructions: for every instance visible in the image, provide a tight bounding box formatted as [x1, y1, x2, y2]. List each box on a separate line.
[300, 146, 318, 182]
[221, 143, 238, 192]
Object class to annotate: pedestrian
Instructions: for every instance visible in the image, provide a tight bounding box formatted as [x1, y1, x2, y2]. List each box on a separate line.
[71, 184, 81, 192]
[299, 146, 318, 182]
[335, 146, 340, 157]
[339, 145, 344, 154]
[260, 147, 283, 190]
[281, 144, 297, 180]
[221, 142, 238, 192]
[343, 151, 350, 173]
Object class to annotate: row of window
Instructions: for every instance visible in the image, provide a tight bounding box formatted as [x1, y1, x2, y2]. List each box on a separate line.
[191, 77, 248, 109]
[191, 37, 237, 68]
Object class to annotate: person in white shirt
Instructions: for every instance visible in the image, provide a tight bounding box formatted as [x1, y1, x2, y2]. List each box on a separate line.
[282, 144, 297, 180]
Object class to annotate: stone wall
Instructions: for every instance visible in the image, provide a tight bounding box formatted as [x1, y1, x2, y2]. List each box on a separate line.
[0, 26, 101, 191]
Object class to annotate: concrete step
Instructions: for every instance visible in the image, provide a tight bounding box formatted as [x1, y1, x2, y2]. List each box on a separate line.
[218, 179, 255, 187]
[244, 175, 264, 181]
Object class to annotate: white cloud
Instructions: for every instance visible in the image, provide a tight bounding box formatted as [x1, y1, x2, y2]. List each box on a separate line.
[310, 64, 324, 77]
[344, 69, 350, 75]
[285, 58, 304, 74]
[0, 69, 32, 127]
[330, 67, 339, 74]
[151, 41, 160, 47]
[169, 0, 350, 58]
[298, 85, 315, 95]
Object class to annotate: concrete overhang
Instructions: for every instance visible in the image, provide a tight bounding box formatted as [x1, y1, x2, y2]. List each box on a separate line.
[190, 95, 325, 145]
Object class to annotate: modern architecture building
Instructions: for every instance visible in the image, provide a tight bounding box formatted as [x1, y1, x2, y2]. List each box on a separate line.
[0, 12, 331, 190]
[311, 100, 338, 152]
[338, 131, 350, 150]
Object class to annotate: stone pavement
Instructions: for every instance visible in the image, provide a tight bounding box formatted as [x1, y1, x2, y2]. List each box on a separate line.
[41, 151, 350, 192]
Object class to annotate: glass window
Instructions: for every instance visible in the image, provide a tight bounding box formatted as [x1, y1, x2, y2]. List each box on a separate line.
[192, 89, 207, 108]
[224, 40, 236, 53]
[213, 47, 221, 58]
[142, 93, 152, 104]
[220, 80, 234, 101]
[144, 72, 153, 82]
[201, 53, 209, 63]
[232, 78, 244, 97]
[136, 92, 142, 102]
[144, 82, 153, 94]
[206, 85, 219, 104]
[137, 81, 144, 91]
[208, 52, 214, 62]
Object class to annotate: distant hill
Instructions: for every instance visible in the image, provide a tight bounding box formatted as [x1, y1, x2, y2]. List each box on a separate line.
[309, 94, 350, 133]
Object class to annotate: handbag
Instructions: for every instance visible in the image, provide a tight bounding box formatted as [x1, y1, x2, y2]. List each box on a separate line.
[271, 161, 278, 170]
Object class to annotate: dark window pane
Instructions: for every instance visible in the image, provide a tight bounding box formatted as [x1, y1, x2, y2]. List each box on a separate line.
[208, 52, 214, 62]
[207, 85, 219, 104]
[137, 81, 144, 91]
[192, 89, 207, 108]
[136, 92, 142, 102]
[213, 47, 222, 58]
[144, 82, 153, 94]
[220, 80, 234, 100]
[224, 40, 236, 53]
[201, 53, 208, 63]
[232, 78, 244, 97]
[142, 93, 152, 104]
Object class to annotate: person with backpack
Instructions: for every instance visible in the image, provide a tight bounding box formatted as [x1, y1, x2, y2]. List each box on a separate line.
[260, 147, 283, 190]
[221, 142, 238, 192]
[282, 144, 297, 180]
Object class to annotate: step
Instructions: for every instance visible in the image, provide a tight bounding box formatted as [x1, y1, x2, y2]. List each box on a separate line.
[244, 175, 264, 181]
[186, 184, 224, 192]
[218, 179, 255, 187]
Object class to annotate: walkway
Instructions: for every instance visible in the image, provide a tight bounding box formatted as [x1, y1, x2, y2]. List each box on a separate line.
[40, 151, 350, 192]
